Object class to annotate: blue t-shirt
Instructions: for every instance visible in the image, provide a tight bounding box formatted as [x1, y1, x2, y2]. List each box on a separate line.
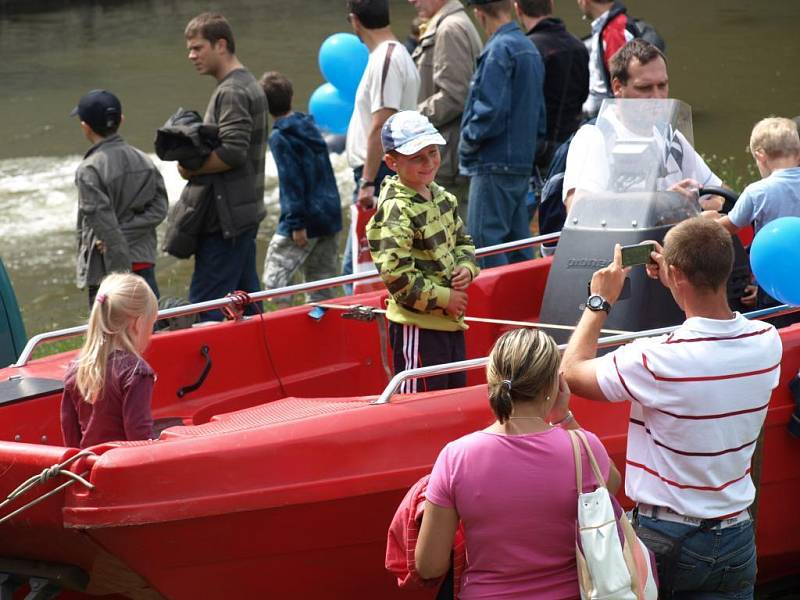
[728, 167, 800, 234]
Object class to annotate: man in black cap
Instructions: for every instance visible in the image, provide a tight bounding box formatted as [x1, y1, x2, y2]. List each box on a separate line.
[72, 89, 168, 306]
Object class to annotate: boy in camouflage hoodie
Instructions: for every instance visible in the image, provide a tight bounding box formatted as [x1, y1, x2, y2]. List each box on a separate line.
[367, 111, 479, 392]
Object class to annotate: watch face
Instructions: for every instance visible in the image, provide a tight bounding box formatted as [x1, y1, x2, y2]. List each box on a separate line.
[587, 295, 603, 310]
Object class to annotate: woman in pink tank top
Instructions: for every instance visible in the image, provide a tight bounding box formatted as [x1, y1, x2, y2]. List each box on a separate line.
[416, 328, 621, 599]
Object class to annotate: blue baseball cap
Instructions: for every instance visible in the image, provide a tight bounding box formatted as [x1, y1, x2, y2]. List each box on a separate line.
[381, 111, 446, 155]
[70, 89, 122, 134]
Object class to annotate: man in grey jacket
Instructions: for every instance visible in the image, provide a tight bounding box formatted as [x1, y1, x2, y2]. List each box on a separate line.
[182, 12, 267, 319]
[409, 0, 482, 216]
[72, 89, 168, 307]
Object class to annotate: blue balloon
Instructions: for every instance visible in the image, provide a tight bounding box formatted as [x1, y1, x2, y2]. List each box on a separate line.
[318, 33, 368, 100]
[308, 83, 354, 135]
[750, 216, 800, 306]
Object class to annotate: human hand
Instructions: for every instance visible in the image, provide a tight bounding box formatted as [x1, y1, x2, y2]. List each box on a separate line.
[445, 289, 468, 316]
[292, 229, 308, 248]
[741, 284, 758, 307]
[589, 244, 630, 305]
[699, 195, 725, 212]
[700, 210, 722, 220]
[178, 164, 193, 180]
[357, 186, 376, 209]
[644, 240, 669, 288]
[668, 178, 701, 203]
[94, 239, 107, 254]
[450, 267, 472, 291]
[547, 373, 571, 424]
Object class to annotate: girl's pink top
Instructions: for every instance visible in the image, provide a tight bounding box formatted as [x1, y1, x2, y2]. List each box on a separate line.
[426, 426, 611, 600]
[60, 349, 154, 448]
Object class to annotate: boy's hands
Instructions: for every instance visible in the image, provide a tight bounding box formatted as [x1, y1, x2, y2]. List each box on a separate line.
[446, 289, 468, 316]
[292, 229, 308, 248]
[741, 284, 758, 307]
[450, 267, 472, 291]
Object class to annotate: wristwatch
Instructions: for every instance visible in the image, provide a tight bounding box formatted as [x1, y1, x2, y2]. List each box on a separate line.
[586, 294, 611, 314]
[358, 177, 376, 190]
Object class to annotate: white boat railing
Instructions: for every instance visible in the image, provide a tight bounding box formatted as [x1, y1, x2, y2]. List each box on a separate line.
[373, 303, 800, 404]
[12, 232, 561, 367]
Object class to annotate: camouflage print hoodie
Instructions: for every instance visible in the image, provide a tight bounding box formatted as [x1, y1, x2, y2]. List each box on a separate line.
[367, 176, 479, 332]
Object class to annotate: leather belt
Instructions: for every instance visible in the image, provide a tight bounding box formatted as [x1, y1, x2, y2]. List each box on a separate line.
[637, 503, 750, 530]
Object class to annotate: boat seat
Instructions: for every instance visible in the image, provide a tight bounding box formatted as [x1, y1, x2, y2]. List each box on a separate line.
[160, 396, 370, 439]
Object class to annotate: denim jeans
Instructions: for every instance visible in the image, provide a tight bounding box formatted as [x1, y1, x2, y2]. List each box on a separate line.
[467, 172, 533, 269]
[637, 515, 756, 599]
[189, 226, 261, 321]
[341, 162, 394, 294]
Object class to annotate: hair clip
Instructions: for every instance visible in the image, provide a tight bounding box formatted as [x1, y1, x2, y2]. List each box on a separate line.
[502, 379, 512, 391]
[96, 293, 107, 305]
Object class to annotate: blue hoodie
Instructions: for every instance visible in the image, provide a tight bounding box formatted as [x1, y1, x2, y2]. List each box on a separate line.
[270, 112, 342, 238]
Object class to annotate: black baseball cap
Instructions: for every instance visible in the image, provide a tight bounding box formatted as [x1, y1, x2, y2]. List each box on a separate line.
[70, 90, 122, 134]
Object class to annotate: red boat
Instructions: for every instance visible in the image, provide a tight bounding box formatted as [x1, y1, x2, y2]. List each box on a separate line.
[0, 228, 798, 599]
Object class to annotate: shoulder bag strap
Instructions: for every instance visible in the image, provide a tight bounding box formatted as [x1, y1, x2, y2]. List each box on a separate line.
[379, 42, 397, 106]
[575, 429, 607, 489]
[568, 430, 583, 495]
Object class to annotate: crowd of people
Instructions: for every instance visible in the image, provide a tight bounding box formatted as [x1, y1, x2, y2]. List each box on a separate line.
[60, 2, 800, 599]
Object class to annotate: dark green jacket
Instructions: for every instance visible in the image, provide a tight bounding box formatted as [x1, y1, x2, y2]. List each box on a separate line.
[202, 68, 268, 237]
[367, 176, 479, 331]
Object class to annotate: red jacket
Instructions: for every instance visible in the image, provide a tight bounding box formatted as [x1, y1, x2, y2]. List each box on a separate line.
[385, 474, 466, 596]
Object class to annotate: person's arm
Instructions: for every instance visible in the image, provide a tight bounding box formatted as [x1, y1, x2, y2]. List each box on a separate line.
[415, 501, 460, 579]
[122, 368, 155, 441]
[60, 387, 82, 448]
[561, 244, 630, 400]
[418, 23, 475, 127]
[270, 135, 308, 237]
[120, 167, 169, 235]
[460, 48, 511, 154]
[77, 166, 131, 273]
[357, 107, 397, 207]
[452, 208, 480, 282]
[716, 215, 740, 234]
[181, 86, 253, 178]
[366, 198, 453, 313]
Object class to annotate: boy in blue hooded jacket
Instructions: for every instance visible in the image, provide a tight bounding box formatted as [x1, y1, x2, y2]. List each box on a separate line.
[260, 71, 343, 303]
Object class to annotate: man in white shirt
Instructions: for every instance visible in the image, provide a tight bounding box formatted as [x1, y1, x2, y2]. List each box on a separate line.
[561, 217, 782, 598]
[563, 39, 724, 213]
[343, 0, 420, 284]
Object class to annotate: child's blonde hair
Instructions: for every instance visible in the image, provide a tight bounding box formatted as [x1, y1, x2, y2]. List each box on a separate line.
[75, 273, 158, 404]
[750, 117, 800, 159]
[486, 328, 560, 424]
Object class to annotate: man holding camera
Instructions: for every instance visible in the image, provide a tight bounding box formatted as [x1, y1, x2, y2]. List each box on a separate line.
[561, 217, 782, 598]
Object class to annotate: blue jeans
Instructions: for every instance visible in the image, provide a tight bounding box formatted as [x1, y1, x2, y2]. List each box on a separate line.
[341, 162, 394, 294]
[467, 172, 533, 269]
[637, 515, 756, 599]
[189, 226, 261, 321]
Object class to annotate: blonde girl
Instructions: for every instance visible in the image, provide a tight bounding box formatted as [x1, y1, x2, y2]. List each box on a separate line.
[61, 273, 158, 448]
[415, 328, 621, 599]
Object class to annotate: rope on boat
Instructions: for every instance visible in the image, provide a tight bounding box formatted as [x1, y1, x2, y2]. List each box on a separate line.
[0, 450, 96, 525]
[312, 303, 631, 336]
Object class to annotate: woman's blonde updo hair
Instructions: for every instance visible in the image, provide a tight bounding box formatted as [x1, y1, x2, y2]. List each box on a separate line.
[75, 273, 158, 404]
[487, 328, 560, 424]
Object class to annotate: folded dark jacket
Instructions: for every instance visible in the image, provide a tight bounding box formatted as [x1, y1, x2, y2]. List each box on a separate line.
[154, 108, 219, 171]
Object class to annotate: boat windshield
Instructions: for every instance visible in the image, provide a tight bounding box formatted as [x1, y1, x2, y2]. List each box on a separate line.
[574, 98, 696, 195]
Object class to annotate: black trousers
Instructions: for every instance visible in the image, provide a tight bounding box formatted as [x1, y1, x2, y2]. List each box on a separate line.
[389, 322, 466, 393]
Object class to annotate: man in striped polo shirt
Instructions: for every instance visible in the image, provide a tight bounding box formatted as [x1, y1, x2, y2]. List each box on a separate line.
[562, 217, 782, 598]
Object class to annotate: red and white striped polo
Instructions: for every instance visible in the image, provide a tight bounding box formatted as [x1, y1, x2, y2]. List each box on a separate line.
[596, 313, 782, 518]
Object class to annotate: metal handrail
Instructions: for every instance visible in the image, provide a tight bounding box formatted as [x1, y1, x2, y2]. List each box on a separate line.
[372, 303, 800, 404]
[12, 232, 561, 367]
